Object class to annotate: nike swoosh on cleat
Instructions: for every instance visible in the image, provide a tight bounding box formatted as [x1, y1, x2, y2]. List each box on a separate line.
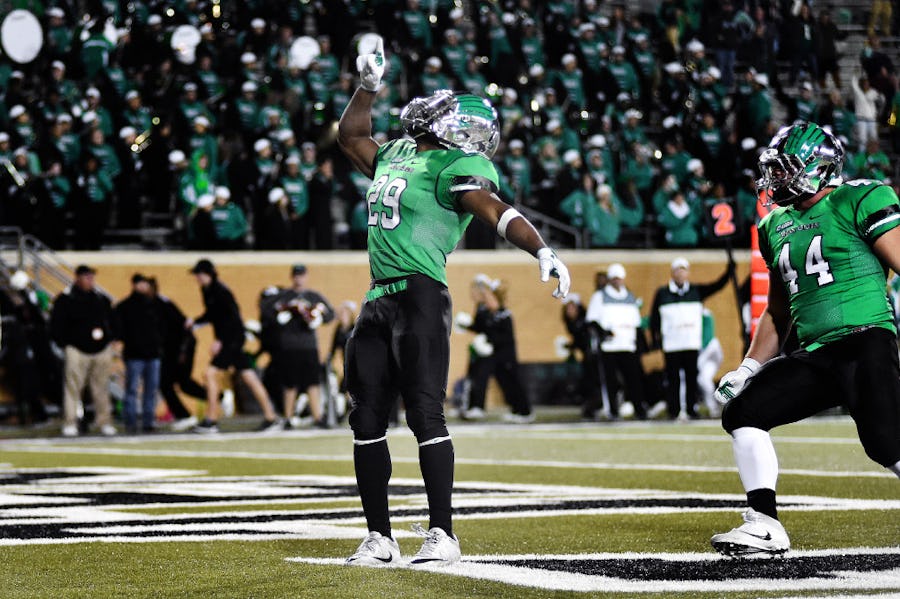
[745, 532, 772, 541]
[374, 555, 393, 563]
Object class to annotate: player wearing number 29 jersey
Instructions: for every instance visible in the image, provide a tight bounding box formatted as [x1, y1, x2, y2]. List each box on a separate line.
[710, 122, 900, 559]
[758, 180, 900, 351]
[366, 138, 498, 284]
[338, 38, 571, 568]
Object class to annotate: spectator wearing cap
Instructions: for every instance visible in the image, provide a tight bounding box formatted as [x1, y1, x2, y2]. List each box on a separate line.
[197, 55, 225, 100]
[210, 186, 247, 250]
[486, 12, 516, 85]
[561, 172, 598, 230]
[401, 0, 432, 51]
[421, 57, 452, 96]
[659, 138, 693, 187]
[258, 187, 292, 250]
[240, 18, 271, 60]
[306, 57, 334, 105]
[497, 89, 523, 138]
[649, 257, 734, 419]
[9, 106, 35, 147]
[0, 132, 10, 162]
[258, 101, 291, 137]
[816, 9, 845, 90]
[261, 264, 334, 428]
[744, 72, 772, 142]
[115, 273, 163, 434]
[709, 1, 744, 88]
[123, 90, 152, 133]
[696, 69, 726, 120]
[46, 8, 73, 59]
[84, 88, 114, 137]
[621, 145, 655, 207]
[851, 74, 884, 151]
[632, 34, 658, 101]
[75, 152, 114, 250]
[48, 61, 80, 107]
[785, 2, 818, 86]
[554, 54, 586, 110]
[80, 24, 115, 80]
[315, 35, 340, 85]
[50, 265, 118, 437]
[299, 142, 318, 182]
[586, 263, 647, 420]
[587, 183, 627, 247]
[179, 83, 214, 133]
[0, 269, 58, 425]
[189, 115, 219, 181]
[279, 155, 311, 248]
[575, 23, 602, 74]
[442, 29, 468, 78]
[518, 18, 545, 69]
[115, 126, 144, 228]
[48, 114, 80, 170]
[608, 46, 640, 100]
[458, 57, 488, 98]
[186, 259, 281, 433]
[86, 128, 122, 186]
[693, 113, 723, 169]
[622, 109, 648, 148]
[189, 193, 216, 250]
[501, 139, 531, 203]
[233, 81, 262, 141]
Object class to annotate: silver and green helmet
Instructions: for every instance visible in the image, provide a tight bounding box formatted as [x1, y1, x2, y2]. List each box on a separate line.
[400, 90, 501, 159]
[757, 122, 844, 207]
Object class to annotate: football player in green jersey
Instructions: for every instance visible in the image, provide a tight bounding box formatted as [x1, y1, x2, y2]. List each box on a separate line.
[338, 37, 571, 567]
[711, 123, 900, 557]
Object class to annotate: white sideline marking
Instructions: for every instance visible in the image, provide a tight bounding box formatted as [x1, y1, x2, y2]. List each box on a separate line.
[2, 444, 893, 478]
[286, 548, 900, 593]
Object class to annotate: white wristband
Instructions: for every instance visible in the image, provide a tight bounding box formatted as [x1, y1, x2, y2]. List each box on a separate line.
[497, 208, 523, 239]
[739, 357, 761, 375]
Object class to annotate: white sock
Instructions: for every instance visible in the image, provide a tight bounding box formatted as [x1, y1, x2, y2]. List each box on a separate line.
[732, 427, 779, 492]
[890, 460, 900, 479]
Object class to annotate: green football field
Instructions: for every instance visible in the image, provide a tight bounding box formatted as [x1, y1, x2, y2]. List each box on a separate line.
[1, 412, 898, 598]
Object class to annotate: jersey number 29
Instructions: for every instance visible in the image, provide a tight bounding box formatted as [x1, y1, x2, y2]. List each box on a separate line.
[777, 235, 834, 294]
[367, 175, 407, 230]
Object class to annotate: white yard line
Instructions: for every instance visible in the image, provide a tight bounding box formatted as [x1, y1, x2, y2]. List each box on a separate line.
[2, 443, 893, 478]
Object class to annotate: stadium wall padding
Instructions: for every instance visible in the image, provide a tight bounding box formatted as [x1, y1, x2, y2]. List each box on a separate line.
[46, 250, 749, 410]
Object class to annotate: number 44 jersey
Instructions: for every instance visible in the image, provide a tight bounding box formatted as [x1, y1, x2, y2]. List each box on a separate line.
[365, 138, 499, 285]
[759, 180, 900, 351]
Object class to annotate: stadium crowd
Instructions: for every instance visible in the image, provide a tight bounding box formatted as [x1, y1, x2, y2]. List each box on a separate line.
[0, 0, 896, 251]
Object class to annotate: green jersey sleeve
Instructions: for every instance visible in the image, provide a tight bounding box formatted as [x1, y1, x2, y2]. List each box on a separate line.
[435, 154, 500, 212]
[849, 181, 900, 243]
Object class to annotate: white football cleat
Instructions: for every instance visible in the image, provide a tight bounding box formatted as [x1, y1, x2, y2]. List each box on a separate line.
[409, 523, 461, 566]
[61, 424, 79, 438]
[711, 508, 790, 557]
[345, 531, 401, 567]
[170, 415, 198, 432]
[99, 424, 117, 437]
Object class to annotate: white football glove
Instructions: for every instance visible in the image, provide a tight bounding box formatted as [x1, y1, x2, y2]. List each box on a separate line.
[355, 36, 385, 92]
[454, 311, 473, 331]
[714, 357, 761, 404]
[471, 333, 494, 357]
[537, 247, 571, 299]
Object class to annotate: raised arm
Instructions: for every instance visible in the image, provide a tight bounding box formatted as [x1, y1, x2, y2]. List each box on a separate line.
[459, 189, 571, 299]
[337, 37, 385, 179]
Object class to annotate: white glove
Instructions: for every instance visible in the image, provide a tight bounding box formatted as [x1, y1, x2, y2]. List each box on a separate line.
[714, 357, 761, 404]
[537, 247, 571, 299]
[454, 311, 473, 330]
[471, 333, 494, 357]
[355, 36, 385, 92]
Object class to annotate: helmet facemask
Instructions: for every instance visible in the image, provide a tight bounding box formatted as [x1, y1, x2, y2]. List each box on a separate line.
[756, 124, 844, 207]
[400, 90, 500, 159]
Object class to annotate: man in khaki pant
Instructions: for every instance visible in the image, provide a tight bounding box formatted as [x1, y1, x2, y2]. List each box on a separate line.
[50, 265, 117, 437]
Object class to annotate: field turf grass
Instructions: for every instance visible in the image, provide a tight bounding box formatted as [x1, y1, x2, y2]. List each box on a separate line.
[1, 412, 898, 598]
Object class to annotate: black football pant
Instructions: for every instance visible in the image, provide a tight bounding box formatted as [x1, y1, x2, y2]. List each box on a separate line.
[664, 350, 699, 418]
[467, 354, 531, 416]
[723, 328, 900, 468]
[602, 351, 646, 418]
[346, 274, 455, 537]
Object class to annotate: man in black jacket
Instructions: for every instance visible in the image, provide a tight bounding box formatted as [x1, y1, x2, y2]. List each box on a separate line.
[50, 264, 117, 437]
[261, 264, 334, 428]
[649, 257, 733, 419]
[186, 258, 280, 433]
[115, 273, 163, 433]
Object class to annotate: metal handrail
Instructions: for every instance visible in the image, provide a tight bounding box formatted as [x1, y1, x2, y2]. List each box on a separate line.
[0, 227, 110, 299]
[516, 205, 587, 249]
